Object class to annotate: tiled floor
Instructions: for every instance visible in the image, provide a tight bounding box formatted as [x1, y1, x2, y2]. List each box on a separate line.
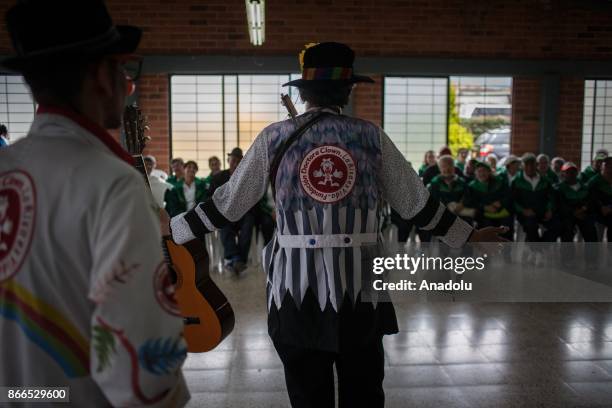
[184, 266, 612, 407]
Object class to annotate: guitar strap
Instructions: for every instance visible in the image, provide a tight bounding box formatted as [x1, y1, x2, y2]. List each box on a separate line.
[268, 112, 329, 202]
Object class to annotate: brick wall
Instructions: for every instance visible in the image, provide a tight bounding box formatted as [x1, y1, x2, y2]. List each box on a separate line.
[557, 77, 585, 164]
[138, 74, 170, 172]
[352, 75, 382, 126]
[2, 1, 610, 59]
[510, 78, 541, 157]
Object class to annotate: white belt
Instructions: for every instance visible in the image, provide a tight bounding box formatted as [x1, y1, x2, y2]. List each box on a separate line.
[276, 233, 378, 248]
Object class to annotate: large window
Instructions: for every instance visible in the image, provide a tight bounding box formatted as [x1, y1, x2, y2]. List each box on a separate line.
[170, 74, 305, 171]
[582, 79, 612, 169]
[383, 77, 448, 166]
[383, 76, 512, 166]
[0, 75, 36, 142]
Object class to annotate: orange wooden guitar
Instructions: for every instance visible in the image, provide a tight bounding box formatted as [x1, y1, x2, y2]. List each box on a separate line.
[123, 104, 235, 352]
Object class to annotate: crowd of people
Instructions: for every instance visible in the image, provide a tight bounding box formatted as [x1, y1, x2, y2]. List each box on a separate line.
[395, 146, 612, 244]
[144, 148, 275, 274]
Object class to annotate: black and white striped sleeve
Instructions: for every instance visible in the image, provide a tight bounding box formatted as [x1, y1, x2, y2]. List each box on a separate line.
[170, 131, 270, 245]
[378, 129, 473, 248]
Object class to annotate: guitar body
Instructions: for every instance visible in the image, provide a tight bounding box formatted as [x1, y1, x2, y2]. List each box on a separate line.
[164, 238, 235, 352]
[122, 104, 234, 353]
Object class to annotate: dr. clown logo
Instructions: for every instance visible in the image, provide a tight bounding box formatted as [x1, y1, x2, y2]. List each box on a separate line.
[299, 145, 356, 203]
[0, 170, 36, 282]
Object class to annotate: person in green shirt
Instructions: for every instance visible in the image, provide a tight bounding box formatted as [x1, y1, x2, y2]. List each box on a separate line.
[164, 160, 208, 217]
[428, 155, 468, 209]
[496, 155, 521, 188]
[454, 148, 468, 173]
[512, 153, 560, 242]
[418, 150, 436, 177]
[587, 156, 612, 242]
[551, 156, 565, 181]
[536, 153, 559, 185]
[202, 155, 222, 190]
[555, 162, 597, 242]
[464, 161, 513, 240]
[424, 155, 471, 242]
[166, 157, 185, 187]
[580, 150, 608, 184]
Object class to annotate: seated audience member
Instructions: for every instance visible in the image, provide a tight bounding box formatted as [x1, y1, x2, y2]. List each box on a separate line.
[0, 124, 9, 147]
[537, 153, 559, 185]
[581, 149, 609, 184]
[463, 158, 478, 183]
[203, 155, 222, 189]
[588, 156, 612, 242]
[427, 155, 469, 217]
[209, 147, 255, 273]
[551, 156, 565, 180]
[418, 150, 436, 177]
[464, 162, 513, 240]
[144, 155, 173, 209]
[144, 154, 168, 180]
[422, 146, 463, 186]
[555, 162, 597, 242]
[165, 160, 208, 217]
[455, 148, 469, 172]
[485, 153, 498, 174]
[167, 157, 185, 187]
[512, 153, 560, 242]
[497, 155, 521, 187]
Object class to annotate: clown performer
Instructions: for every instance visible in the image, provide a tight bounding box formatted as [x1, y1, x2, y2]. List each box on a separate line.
[169, 42, 507, 408]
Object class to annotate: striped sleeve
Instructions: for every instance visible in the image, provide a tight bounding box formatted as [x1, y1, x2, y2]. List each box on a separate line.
[170, 131, 270, 245]
[378, 129, 473, 248]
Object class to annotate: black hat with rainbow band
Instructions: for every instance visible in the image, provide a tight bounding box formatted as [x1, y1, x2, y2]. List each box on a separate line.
[283, 42, 374, 88]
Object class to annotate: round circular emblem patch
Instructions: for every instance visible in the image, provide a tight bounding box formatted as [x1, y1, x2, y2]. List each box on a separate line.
[299, 145, 356, 203]
[153, 262, 181, 316]
[0, 170, 36, 282]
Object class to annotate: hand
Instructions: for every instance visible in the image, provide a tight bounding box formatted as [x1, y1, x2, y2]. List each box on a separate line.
[522, 208, 535, 217]
[454, 202, 464, 212]
[574, 207, 586, 220]
[484, 205, 496, 213]
[543, 210, 552, 221]
[492, 201, 501, 209]
[602, 207, 612, 216]
[469, 226, 510, 243]
[159, 208, 171, 237]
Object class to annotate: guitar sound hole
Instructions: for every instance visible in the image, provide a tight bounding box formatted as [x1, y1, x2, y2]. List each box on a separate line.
[184, 317, 201, 325]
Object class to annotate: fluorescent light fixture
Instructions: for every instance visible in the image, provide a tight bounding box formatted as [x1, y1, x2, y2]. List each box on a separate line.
[245, 0, 265, 46]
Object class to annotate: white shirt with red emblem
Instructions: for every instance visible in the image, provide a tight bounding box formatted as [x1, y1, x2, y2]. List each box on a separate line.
[0, 111, 189, 407]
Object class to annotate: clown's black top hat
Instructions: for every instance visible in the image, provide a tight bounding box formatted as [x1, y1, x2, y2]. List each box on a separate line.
[2, 0, 141, 71]
[283, 42, 374, 88]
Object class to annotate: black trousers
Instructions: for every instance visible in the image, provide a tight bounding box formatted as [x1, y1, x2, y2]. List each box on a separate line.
[274, 338, 385, 408]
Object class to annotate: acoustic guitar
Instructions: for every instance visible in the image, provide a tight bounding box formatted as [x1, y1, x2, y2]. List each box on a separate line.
[123, 104, 235, 352]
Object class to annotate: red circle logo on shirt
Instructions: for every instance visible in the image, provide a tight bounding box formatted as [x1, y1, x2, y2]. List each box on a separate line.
[299, 145, 356, 203]
[154, 262, 181, 316]
[0, 170, 36, 282]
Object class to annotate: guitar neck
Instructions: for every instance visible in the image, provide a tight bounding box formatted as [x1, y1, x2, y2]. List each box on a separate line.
[132, 154, 151, 190]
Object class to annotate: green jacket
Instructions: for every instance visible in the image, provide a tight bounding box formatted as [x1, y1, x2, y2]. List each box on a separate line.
[427, 175, 466, 205]
[464, 177, 512, 219]
[418, 163, 431, 177]
[587, 173, 612, 211]
[541, 168, 559, 185]
[455, 160, 466, 173]
[511, 170, 555, 216]
[164, 178, 208, 217]
[555, 181, 590, 219]
[579, 165, 598, 185]
[496, 168, 516, 188]
[166, 175, 182, 188]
